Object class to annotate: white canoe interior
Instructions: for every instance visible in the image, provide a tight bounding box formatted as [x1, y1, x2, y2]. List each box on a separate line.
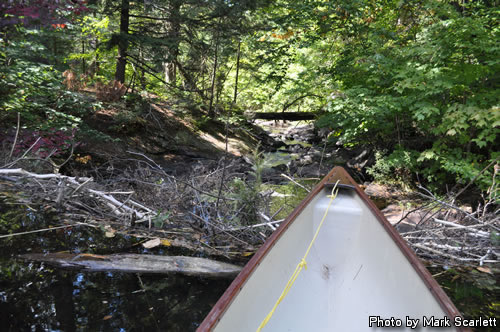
[211, 186, 457, 331]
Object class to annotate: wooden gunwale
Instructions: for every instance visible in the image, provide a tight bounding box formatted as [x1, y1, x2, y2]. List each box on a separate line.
[198, 167, 468, 331]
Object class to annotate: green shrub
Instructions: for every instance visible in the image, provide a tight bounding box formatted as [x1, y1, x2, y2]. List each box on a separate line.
[318, 1, 499, 193]
[1, 28, 102, 143]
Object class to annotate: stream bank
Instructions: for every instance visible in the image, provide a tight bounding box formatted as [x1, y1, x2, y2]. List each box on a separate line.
[0, 98, 497, 329]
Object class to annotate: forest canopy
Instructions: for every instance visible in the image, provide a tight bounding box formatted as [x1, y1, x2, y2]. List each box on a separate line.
[0, 0, 498, 192]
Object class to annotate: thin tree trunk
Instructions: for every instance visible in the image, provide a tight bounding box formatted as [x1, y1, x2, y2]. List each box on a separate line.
[233, 40, 241, 104]
[91, 10, 99, 77]
[208, 28, 219, 118]
[164, 62, 176, 85]
[81, 39, 86, 73]
[163, 0, 181, 88]
[251, 112, 317, 121]
[139, 48, 146, 88]
[53, 37, 57, 64]
[115, 0, 130, 83]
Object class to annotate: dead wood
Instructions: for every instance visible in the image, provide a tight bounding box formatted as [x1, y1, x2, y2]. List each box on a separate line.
[0, 151, 276, 259]
[20, 252, 242, 278]
[250, 112, 316, 121]
[399, 183, 499, 267]
[0, 168, 154, 223]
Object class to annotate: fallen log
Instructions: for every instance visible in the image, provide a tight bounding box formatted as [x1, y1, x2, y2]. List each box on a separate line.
[20, 253, 242, 278]
[250, 112, 317, 121]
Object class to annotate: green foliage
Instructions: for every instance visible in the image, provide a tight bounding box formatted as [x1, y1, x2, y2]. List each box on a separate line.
[228, 177, 258, 224]
[1, 27, 100, 134]
[0, 205, 24, 235]
[228, 147, 272, 225]
[1, 0, 498, 196]
[367, 149, 418, 185]
[152, 211, 170, 229]
[317, 0, 499, 191]
[65, 14, 115, 79]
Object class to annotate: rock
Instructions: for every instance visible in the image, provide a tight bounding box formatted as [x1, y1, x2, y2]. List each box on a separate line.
[296, 164, 320, 177]
[382, 203, 430, 227]
[395, 222, 416, 233]
[364, 183, 391, 199]
[297, 155, 313, 166]
[347, 148, 374, 170]
[310, 149, 322, 158]
[382, 204, 405, 224]
[364, 183, 391, 209]
[316, 127, 331, 138]
[332, 157, 346, 165]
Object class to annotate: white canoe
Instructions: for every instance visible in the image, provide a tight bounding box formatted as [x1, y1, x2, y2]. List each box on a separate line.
[199, 167, 467, 331]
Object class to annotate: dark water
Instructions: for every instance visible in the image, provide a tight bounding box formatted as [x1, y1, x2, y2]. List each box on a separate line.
[427, 266, 499, 326]
[0, 205, 231, 331]
[2, 201, 496, 331]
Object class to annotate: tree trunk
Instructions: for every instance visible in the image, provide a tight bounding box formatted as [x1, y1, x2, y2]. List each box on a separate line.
[91, 10, 99, 77]
[163, 1, 181, 87]
[52, 273, 76, 332]
[115, 0, 130, 83]
[21, 253, 242, 279]
[233, 40, 241, 104]
[81, 39, 86, 73]
[208, 28, 220, 118]
[164, 62, 176, 85]
[139, 48, 146, 88]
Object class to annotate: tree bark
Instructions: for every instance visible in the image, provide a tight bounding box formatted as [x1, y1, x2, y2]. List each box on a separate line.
[91, 10, 99, 77]
[233, 40, 241, 104]
[208, 26, 220, 118]
[163, 0, 181, 87]
[81, 40, 86, 73]
[115, 0, 130, 83]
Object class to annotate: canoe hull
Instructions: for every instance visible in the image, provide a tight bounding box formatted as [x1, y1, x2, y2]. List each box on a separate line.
[199, 167, 465, 331]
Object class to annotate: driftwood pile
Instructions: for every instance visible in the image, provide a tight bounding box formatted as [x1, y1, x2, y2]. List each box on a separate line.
[400, 182, 499, 267]
[0, 168, 154, 224]
[0, 147, 293, 259]
[1, 131, 497, 268]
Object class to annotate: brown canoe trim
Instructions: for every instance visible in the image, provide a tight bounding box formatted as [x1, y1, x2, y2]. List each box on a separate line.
[197, 166, 338, 331]
[198, 167, 469, 332]
[326, 168, 469, 331]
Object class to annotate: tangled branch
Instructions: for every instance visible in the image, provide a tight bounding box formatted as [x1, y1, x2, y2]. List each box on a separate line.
[401, 176, 499, 266]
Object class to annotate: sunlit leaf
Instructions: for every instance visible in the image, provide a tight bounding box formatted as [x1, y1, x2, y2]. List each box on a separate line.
[160, 239, 171, 246]
[476, 266, 492, 274]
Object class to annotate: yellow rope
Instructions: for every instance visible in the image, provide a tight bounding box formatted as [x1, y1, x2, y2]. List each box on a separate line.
[256, 181, 340, 332]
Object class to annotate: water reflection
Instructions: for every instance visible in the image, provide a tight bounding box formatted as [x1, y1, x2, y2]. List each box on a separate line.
[1, 265, 230, 331]
[0, 205, 231, 331]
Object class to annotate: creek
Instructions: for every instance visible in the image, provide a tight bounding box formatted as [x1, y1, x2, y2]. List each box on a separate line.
[1, 121, 496, 330]
[0, 204, 231, 331]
